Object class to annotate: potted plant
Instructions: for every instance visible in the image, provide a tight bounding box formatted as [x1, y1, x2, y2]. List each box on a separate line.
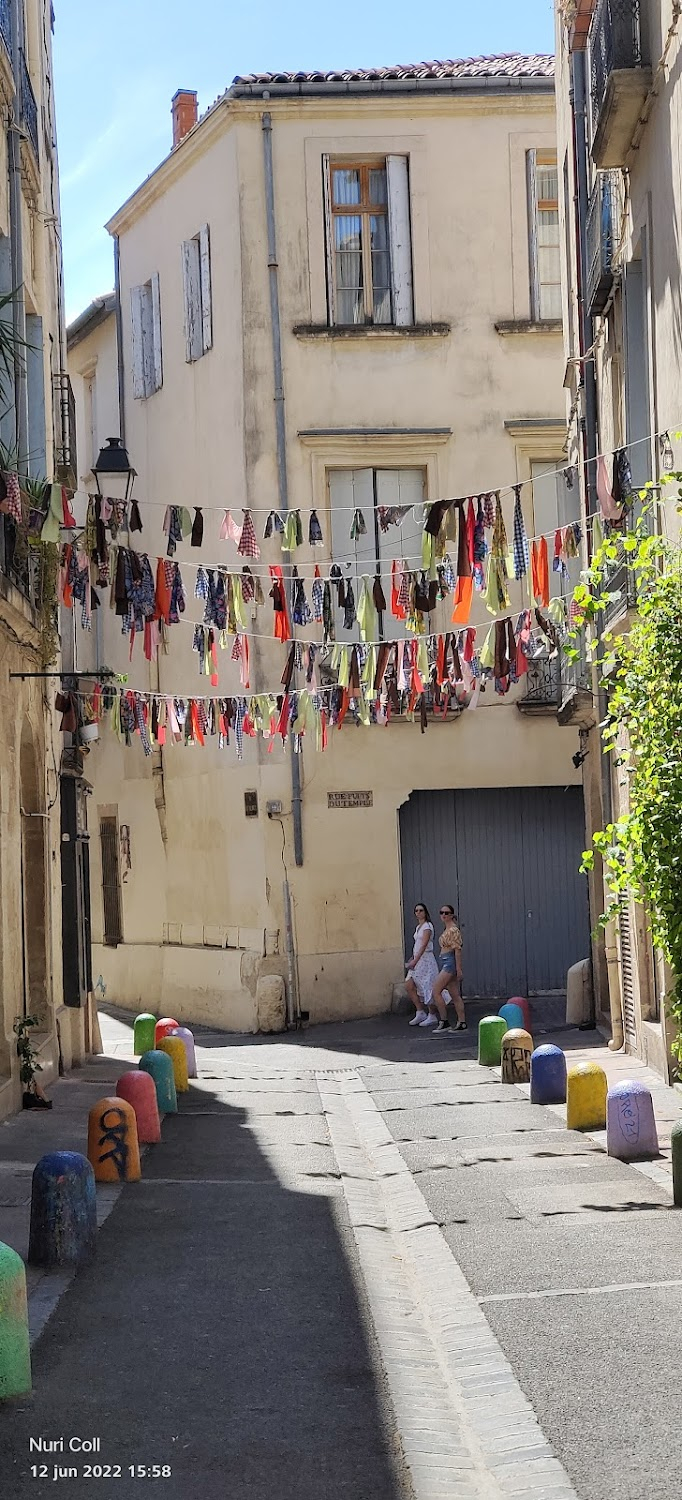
[13, 1015, 52, 1109]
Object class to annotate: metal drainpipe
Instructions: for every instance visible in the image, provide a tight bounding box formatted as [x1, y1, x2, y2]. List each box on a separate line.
[262, 110, 304, 868]
[113, 236, 126, 445]
[572, 50, 624, 1050]
[9, 0, 27, 466]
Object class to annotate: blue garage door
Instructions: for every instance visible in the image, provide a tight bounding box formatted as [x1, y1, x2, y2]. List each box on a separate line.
[399, 787, 590, 999]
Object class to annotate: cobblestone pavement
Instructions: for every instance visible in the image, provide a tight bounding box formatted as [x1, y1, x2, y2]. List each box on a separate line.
[0, 1006, 680, 1499]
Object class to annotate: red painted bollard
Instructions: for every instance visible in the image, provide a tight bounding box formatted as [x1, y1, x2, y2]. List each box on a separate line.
[155, 1017, 180, 1047]
[116, 1071, 161, 1144]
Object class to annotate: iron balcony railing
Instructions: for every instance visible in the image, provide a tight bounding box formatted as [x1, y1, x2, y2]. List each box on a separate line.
[518, 654, 562, 710]
[20, 50, 38, 161]
[590, 0, 645, 120]
[0, 512, 40, 609]
[0, 0, 10, 59]
[586, 169, 623, 315]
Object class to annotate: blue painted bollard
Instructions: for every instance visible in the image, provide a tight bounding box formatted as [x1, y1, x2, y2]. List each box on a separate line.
[530, 1045, 567, 1106]
[133, 1013, 157, 1057]
[170, 1027, 197, 1079]
[607, 1079, 659, 1161]
[139, 1049, 177, 1114]
[28, 1152, 97, 1268]
[0, 1240, 31, 1399]
[498, 1002, 525, 1031]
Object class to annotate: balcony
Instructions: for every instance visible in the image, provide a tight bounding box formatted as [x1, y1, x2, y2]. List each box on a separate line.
[586, 169, 623, 315]
[53, 371, 77, 485]
[557, 639, 596, 729]
[517, 655, 562, 715]
[0, 512, 40, 611]
[20, 51, 38, 162]
[589, 0, 651, 167]
[0, 0, 10, 61]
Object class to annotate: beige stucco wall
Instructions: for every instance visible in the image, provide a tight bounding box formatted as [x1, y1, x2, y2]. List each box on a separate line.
[69, 85, 587, 1030]
[0, 2, 85, 1117]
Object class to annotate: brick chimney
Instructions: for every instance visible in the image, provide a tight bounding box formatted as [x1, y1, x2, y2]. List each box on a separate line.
[172, 90, 198, 148]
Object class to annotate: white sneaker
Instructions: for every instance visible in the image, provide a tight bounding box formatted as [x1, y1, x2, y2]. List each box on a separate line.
[420, 1013, 438, 1027]
[409, 1013, 425, 1026]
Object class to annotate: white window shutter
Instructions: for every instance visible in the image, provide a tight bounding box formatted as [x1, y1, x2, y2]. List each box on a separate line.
[386, 155, 413, 326]
[322, 154, 336, 326]
[182, 241, 201, 362]
[130, 286, 145, 399]
[526, 150, 540, 321]
[151, 271, 163, 391]
[199, 225, 212, 352]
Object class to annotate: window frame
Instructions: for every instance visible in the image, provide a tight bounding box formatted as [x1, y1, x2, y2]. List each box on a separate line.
[323, 153, 414, 329]
[527, 148, 561, 323]
[182, 224, 213, 362]
[130, 273, 163, 399]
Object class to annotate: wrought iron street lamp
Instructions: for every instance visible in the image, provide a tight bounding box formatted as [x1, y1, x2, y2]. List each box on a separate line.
[92, 438, 136, 503]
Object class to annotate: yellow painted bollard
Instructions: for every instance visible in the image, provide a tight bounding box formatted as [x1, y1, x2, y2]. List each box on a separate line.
[501, 1029, 533, 1085]
[158, 1036, 189, 1093]
[87, 1097, 141, 1183]
[566, 1062, 607, 1131]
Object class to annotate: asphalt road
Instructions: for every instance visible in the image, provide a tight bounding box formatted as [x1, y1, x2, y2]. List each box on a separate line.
[1, 1010, 680, 1500]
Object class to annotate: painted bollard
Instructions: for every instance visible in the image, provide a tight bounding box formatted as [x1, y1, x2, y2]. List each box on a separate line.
[566, 1061, 607, 1131]
[87, 1097, 141, 1183]
[0, 1241, 31, 1399]
[155, 1017, 180, 1048]
[671, 1120, 682, 1207]
[501, 1029, 533, 1085]
[158, 1036, 189, 1093]
[530, 1045, 567, 1105]
[607, 1079, 659, 1162]
[498, 1002, 525, 1032]
[116, 1070, 161, 1144]
[28, 1152, 97, 1268]
[170, 1026, 197, 1079]
[510, 996, 532, 1034]
[134, 1012, 157, 1057]
[139, 1050, 177, 1114]
[478, 1016, 508, 1067]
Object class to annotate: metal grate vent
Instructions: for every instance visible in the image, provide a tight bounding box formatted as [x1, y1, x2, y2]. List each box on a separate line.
[100, 816, 123, 947]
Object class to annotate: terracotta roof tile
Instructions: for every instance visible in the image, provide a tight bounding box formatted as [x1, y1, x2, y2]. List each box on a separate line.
[231, 54, 555, 87]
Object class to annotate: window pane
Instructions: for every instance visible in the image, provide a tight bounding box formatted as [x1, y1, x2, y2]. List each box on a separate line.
[338, 289, 365, 324]
[369, 168, 387, 205]
[537, 210, 560, 249]
[372, 286, 392, 324]
[333, 169, 361, 206]
[536, 165, 558, 203]
[538, 282, 562, 321]
[334, 215, 362, 285]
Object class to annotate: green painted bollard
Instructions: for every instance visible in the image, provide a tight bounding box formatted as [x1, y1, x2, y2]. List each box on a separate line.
[0, 1241, 31, 1399]
[478, 1016, 507, 1067]
[672, 1120, 682, 1206]
[134, 1013, 156, 1057]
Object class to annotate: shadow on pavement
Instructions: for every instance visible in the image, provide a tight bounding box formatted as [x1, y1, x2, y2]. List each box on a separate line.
[0, 1052, 410, 1500]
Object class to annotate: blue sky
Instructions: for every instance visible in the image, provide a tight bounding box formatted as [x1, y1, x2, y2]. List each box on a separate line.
[54, 0, 555, 322]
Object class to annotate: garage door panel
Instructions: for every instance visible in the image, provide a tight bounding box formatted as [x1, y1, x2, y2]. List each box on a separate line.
[400, 786, 589, 1000]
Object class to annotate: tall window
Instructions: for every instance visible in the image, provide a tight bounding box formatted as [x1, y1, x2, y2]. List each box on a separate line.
[130, 274, 163, 398]
[323, 155, 413, 328]
[527, 150, 561, 322]
[100, 815, 123, 947]
[328, 467, 425, 639]
[182, 225, 213, 362]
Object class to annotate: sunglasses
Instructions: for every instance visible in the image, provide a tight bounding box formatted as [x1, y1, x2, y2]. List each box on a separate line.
[440, 909, 454, 916]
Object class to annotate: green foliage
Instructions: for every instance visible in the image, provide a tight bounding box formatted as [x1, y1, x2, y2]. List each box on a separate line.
[570, 475, 682, 1060]
[13, 1015, 43, 1089]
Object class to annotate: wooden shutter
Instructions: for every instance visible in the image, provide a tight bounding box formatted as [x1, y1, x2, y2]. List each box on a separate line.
[526, 149, 540, 321]
[130, 286, 145, 399]
[182, 240, 202, 362]
[322, 154, 336, 326]
[151, 271, 163, 392]
[386, 155, 413, 326]
[199, 225, 212, 352]
[100, 816, 123, 947]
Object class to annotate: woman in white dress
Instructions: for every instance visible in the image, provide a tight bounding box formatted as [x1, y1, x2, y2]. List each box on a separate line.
[405, 903, 440, 1026]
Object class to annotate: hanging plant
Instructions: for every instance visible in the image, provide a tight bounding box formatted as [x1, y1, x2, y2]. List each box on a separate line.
[568, 475, 682, 1063]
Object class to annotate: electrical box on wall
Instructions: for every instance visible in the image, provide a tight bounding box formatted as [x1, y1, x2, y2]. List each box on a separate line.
[244, 791, 259, 818]
[266, 800, 283, 817]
